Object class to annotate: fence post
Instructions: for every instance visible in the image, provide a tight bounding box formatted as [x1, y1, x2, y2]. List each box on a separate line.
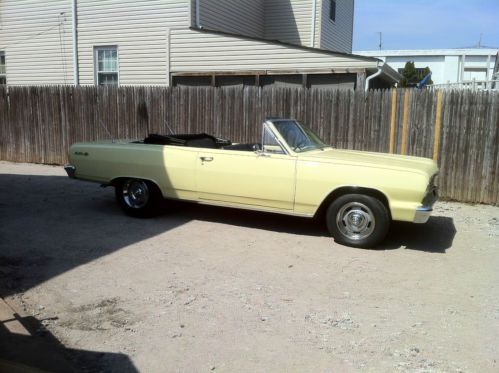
[400, 90, 410, 155]
[433, 90, 443, 161]
[389, 89, 397, 153]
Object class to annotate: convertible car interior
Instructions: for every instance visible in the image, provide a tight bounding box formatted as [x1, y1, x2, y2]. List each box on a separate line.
[141, 133, 261, 151]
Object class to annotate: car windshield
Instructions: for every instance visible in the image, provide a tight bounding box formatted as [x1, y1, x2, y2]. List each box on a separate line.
[272, 120, 327, 153]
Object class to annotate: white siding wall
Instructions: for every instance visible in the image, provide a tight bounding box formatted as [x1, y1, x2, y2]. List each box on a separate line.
[77, 0, 190, 85]
[0, 0, 74, 85]
[198, 0, 264, 38]
[357, 50, 498, 85]
[0, 0, 359, 86]
[170, 29, 376, 72]
[319, 0, 354, 53]
[264, 0, 319, 48]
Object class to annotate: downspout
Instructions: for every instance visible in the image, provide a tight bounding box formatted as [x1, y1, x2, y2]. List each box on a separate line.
[166, 28, 171, 86]
[195, 0, 201, 28]
[71, 0, 79, 85]
[310, 0, 317, 47]
[365, 62, 383, 92]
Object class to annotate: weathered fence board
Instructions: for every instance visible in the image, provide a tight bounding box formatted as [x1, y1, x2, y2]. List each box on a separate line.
[0, 86, 497, 205]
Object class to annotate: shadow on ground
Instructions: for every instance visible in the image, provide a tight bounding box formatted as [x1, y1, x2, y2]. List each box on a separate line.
[0, 173, 180, 372]
[381, 217, 456, 253]
[169, 202, 457, 253]
[0, 174, 190, 298]
[0, 306, 138, 373]
[0, 174, 458, 300]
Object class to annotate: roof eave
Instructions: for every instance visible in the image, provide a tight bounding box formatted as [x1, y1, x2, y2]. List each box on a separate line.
[368, 61, 402, 83]
[189, 26, 380, 63]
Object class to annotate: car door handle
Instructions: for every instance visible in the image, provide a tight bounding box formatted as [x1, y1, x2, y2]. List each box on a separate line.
[200, 156, 213, 162]
[257, 152, 271, 158]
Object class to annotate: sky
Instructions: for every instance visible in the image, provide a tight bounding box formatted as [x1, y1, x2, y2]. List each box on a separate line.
[353, 0, 499, 51]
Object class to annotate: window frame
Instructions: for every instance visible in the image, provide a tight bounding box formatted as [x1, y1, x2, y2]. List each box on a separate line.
[0, 51, 6, 85]
[93, 46, 119, 86]
[329, 0, 337, 22]
[261, 121, 289, 155]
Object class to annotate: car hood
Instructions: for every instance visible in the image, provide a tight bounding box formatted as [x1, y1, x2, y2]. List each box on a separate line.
[299, 148, 438, 177]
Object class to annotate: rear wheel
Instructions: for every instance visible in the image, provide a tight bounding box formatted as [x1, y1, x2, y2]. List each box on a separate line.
[326, 194, 390, 248]
[115, 178, 163, 217]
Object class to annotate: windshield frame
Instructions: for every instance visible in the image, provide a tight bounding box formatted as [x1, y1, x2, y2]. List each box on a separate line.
[267, 119, 328, 154]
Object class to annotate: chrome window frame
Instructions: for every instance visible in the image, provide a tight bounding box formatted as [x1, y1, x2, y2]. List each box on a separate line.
[266, 118, 328, 155]
[261, 120, 292, 156]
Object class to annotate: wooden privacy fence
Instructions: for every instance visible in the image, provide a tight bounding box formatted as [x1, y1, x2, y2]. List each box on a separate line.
[0, 86, 498, 205]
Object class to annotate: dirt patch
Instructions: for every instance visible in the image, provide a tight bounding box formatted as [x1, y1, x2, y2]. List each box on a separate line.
[60, 297, 134, 332]
[1, 161, 498, 372]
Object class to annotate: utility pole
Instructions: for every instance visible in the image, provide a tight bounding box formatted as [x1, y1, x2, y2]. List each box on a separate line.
[377, 32, 383, 50]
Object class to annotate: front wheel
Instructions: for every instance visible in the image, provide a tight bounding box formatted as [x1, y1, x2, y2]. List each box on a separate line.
[115, 178, 163, 217]
[326, 194, 390, 248]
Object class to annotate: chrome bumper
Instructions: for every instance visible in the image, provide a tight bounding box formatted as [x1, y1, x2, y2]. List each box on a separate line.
[64, 164, 76, 179]
[414, 206, 432, 224]
[415, 175, 439, 223]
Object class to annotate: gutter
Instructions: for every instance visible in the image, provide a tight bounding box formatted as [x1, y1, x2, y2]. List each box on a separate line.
[310, 0, 317, 48]
[71, 0, 79, 85]
[365, 61, 402, 91]
[365, 63, 383, 92]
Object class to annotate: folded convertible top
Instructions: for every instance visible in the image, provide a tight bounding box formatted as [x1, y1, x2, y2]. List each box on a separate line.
[143, 133, 231, 149]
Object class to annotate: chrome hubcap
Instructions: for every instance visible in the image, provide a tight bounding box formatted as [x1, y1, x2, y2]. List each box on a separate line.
[336, 202, 375, 240]
[122, 180, 149, 209]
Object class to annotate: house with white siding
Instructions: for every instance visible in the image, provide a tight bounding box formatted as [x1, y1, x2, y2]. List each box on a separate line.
[0, 0, 400, 89]
[356, 48, 498, 89]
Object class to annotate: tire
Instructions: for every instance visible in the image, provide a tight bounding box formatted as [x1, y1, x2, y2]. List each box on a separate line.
[326, 193, 390, 248]
[115, 178, 163, 218]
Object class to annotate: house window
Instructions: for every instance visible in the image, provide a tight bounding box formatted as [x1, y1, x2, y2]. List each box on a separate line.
[463, 67, 487, 82]
[94, 46, 119, 85]
[330, 0, 336, 22]
[0, 52, 6, 85]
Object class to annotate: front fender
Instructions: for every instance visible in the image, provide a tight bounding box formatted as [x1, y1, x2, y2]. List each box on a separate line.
[294, 161, 428, 222]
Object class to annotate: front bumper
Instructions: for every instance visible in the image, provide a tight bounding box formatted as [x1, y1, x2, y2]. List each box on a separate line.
[64, 164, 76, 179]
[414, 206, 432, 223]
[414, 175, 439, 223]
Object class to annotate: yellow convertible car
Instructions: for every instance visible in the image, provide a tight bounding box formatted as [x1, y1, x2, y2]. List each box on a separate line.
[65, 118, 438, 248]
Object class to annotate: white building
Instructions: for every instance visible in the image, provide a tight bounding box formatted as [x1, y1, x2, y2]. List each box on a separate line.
[0, 0, 400, 89]
[355, 48, 498, 88]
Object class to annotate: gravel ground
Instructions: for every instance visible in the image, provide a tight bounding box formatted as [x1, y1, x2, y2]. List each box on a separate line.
[1, 161, 498, 372]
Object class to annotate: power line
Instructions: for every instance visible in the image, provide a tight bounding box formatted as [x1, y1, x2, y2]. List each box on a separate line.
[58, 12, 69, 84]
[0, 21, 62, 50]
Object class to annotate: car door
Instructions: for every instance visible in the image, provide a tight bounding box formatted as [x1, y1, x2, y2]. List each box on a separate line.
[195, 148, 296, 210]
[160, 145, 199, 201]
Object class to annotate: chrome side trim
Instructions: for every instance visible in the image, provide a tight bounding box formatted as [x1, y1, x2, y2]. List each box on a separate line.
[414, 206, 432, 224]
[64, 165, 76, 179]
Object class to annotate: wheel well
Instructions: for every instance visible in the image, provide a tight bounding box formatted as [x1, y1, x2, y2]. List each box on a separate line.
[314, 186, 391, 220]
[110, 177, 161, 192]
[110, 177, 127, 187]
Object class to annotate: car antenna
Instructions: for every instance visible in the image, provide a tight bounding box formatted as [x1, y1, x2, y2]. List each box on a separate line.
[99, 119, 115, 143]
